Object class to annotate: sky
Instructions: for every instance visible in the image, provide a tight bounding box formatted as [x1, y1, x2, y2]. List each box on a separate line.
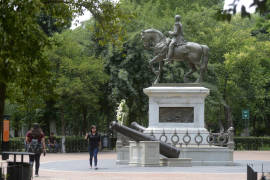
[224, 0, 256, 13]
[71, 0, 255, 30]
[71, 10, 91, 29]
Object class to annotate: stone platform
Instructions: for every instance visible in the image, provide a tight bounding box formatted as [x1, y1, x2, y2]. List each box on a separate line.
[31, 151, 270, 180]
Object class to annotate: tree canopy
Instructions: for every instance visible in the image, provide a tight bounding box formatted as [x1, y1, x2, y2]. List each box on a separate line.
[2, 0, 270, 137]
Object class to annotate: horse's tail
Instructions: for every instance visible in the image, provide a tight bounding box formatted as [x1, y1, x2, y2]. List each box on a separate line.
[199, 45, 209, 82]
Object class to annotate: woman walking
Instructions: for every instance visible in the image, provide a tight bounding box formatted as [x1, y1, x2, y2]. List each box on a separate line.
[25, 123, 46, 177]
[85, 125, 101, 170]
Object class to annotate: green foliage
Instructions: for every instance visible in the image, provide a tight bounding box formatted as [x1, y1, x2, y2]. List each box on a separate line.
[97, 0, 270, 133]
[3, 0, 270, 138]
[37, 2, 73, 36]
[65, 136, 88, 152]
[9, 137, 25, 152]
[0, 0, 135, 137]
[0, 0, 51, 91]
[9, 136, 270, 152]
[103, 34, 153, 126]
[234, 136, 270, 150]
[44, 28, 109, 135]
[223, 40, 270, 135]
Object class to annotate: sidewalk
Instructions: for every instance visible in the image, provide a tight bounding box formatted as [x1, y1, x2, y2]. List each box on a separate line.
[30, 151, 270, 180]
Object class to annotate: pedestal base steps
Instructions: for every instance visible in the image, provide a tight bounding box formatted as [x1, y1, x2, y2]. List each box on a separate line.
[180, 145, 234, 166]
[160, 158, 192, 167]
[116, 141, 234, 166]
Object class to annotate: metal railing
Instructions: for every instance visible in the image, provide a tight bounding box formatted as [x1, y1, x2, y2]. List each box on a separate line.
[143, 127, 235, 149]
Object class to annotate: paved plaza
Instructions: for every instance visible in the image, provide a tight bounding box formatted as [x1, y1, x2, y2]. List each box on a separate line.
[22, 151, 270, 180]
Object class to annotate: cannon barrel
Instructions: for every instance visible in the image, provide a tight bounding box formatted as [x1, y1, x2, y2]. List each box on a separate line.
[110, 121, 180, 158]
[130, 122, 147, 132]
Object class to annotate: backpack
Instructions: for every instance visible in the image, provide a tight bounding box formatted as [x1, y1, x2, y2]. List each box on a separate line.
[27, 139, 42, 154]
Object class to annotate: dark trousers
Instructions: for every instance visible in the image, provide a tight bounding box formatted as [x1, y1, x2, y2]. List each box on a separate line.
[29, 153, 41, 174]
[88, 147, 99, 167]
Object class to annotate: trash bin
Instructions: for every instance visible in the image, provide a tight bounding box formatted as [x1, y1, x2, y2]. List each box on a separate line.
[0, 167, 3, 180]
[7, 161, 32, 180]
[102, 135, 109, 148]
[109, 137, 117, 149]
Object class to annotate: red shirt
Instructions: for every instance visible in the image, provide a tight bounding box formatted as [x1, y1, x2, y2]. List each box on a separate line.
[26, 131, 44, 143]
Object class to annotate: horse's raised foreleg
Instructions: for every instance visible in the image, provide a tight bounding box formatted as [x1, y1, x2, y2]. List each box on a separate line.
[149, 55, 161, 75]
[149, 54, 166, 84]
[150, 63, 159, 77]
[184, 63, 197, 83]
[153, 61, 164, 84]
[153, 73, 160, 84]
[149, 54, 162, 64]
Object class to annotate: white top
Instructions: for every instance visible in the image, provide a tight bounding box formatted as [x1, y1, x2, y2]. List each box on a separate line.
[143, 86, 209, 97]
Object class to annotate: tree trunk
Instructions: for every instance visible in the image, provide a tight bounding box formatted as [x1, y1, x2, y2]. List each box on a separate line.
[224, 105, 233, 128]
[219, 104, 224, 132]
[82, 108, 87, 134]
[266, 114, 270, 135]
[0, 82, 7, 142]
[223, 75, 227, 129]
[49, 119, 57, 135]
[253, 115, 256, 136]
[14, 129, 18, 137]
[61, 107, 65, 136]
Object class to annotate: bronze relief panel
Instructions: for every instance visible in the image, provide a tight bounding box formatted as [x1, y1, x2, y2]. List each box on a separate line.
[159, 107, 194, 123]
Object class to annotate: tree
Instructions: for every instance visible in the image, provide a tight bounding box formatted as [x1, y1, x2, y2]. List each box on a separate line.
[45, 29, 108, 135]
[0, 0, 132, 138]
[98, 0, 224, 127]
[223, 39, 270, 135]
[112, 0, 270, 135]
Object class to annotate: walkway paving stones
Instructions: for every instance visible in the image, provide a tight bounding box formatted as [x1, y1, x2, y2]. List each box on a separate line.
[32, 151, 270, 180]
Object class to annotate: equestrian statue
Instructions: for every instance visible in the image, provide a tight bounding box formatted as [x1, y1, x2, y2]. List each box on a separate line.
[141, 15, 209, 84]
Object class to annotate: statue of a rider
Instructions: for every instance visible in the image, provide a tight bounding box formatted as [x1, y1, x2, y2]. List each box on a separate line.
[164, 15, 186, 63]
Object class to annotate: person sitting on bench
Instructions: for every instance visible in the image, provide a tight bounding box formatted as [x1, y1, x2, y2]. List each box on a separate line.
[47, 132, 59, 152]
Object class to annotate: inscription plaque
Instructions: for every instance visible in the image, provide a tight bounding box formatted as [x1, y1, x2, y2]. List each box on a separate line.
[159, 107, 194, 123]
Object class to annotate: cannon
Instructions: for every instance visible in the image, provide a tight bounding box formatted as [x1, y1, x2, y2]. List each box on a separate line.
[130, 121, 147, 132]
[110, 121, 180, 158]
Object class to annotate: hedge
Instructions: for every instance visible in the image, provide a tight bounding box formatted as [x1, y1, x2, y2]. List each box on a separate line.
[234, 137, 270, 150]
[9, 137, 25, 152]
[8, 136, 117, 152]
[7, 136, 270, 152]
[65, 136, 88, 152]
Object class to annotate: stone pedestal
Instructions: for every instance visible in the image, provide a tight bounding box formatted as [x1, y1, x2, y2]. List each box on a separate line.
[142, 84, 234, 166]
[116, 133, 130, 165]
[143, 84, 210, 145]
[116, 144, 129, 165]
[129, 141, 160, 167]
[128, 141, 140, 166]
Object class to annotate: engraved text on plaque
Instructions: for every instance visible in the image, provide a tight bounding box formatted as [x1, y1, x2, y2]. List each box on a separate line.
[159, 107, 194, 123]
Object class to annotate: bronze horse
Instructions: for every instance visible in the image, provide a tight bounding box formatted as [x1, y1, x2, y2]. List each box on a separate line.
[141, 29, 209, 84]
